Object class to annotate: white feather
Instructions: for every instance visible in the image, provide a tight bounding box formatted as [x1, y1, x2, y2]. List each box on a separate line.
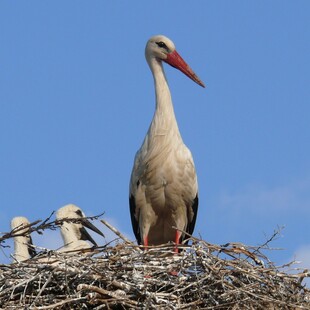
[11, 216, 35, 262]
[129, 35, 203, 246]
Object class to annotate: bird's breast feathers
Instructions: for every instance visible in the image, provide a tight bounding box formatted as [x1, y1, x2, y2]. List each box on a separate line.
[131, 143, 198, 210]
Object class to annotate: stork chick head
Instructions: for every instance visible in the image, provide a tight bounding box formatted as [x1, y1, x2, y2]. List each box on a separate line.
[56, 204, 104, 247]
[145, 35, 205, 88]
[11, 216, 31, 233]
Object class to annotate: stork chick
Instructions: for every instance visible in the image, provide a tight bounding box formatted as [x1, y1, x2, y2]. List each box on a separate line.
[11, 216, 36, 262]
[56, 204, 104, 252]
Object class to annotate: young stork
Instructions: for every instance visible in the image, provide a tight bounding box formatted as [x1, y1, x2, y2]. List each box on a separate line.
[129, 35, 205, 249]
[11, 216, 36, 262]
[56, 204, 104, 252]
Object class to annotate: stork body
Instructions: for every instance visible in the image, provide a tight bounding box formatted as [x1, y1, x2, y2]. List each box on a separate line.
[11, 216, 36, 262]
[56, 204, 104, 252]
[129, 35, 204, 248]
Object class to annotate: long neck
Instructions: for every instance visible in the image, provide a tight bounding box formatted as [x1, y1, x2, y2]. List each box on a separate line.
[14, 236, 30, 261]
[148, 58, 181, 139]
[61, 223, 79, 244]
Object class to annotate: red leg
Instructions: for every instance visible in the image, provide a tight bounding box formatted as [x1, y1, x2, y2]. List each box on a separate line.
[174, 231, 182, 253]
[143, 236, 148, 250]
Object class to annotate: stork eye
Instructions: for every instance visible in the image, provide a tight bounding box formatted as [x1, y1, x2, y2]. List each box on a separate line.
[75, 210, 83, 217]
[156, 41, 168, 49]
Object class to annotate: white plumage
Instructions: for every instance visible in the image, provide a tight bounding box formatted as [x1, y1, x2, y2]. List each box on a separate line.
[56, 204, 104, 252]
[129, 35, 205, 249]
[11, 216, 36, 262]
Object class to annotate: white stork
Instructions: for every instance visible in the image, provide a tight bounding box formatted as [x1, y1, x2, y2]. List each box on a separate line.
[56, 204, 104, 252]
[11, 216, 36, 262]
[129, 35, 205, 250]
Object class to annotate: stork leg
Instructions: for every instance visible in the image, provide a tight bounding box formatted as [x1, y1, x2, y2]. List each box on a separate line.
[174, 230, 182, 253]
[143, 236, 148, 250]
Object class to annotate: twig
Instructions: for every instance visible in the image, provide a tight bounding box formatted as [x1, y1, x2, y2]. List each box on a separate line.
[100, 219, 136, 245]
[33, 297, 88, 309]
[0, 221, 309, 309]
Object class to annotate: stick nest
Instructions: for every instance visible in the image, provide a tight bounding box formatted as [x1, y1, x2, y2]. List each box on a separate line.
[0, 217, 309, 309]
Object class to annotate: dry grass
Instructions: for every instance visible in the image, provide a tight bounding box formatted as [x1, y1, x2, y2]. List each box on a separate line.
[0, 216, 309, 309]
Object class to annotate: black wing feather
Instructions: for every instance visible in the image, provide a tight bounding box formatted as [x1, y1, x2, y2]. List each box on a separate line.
[129, 194, 142, 245]
[182, 194, 199, 244]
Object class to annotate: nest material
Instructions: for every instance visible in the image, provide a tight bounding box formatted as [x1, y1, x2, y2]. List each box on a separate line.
[0, 219, 309, 309]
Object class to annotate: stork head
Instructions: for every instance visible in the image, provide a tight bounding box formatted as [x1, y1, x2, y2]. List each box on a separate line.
[56, 204, 104, 247]
[145, 35, 205, 88]
[11, 216, 31, 233]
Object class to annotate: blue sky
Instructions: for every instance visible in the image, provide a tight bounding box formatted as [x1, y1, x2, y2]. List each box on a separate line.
[1, 1, 309, 279]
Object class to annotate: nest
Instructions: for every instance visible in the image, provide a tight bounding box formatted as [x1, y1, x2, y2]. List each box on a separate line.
[0, 217, 309, 309]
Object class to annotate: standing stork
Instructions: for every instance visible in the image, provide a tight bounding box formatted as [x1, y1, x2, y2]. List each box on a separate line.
[129, 35, 205, 249]
[11, 216, 36, 262]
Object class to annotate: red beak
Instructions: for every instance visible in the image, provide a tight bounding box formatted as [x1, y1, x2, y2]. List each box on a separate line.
[164, 50, 205, 88]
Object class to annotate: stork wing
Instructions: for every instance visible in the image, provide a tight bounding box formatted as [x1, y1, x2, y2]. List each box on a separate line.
[129, 146, 147, 245]
[129, 194, 142, 245]
[177, 146, 199, 244]
[184, 194, 198, 243]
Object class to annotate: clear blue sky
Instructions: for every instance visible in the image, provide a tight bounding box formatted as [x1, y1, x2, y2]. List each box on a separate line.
[1, 1, 309, 278]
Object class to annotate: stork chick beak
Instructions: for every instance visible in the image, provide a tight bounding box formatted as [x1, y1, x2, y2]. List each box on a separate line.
[80, 219, 104, 247]
[164, 50, 205, 88]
